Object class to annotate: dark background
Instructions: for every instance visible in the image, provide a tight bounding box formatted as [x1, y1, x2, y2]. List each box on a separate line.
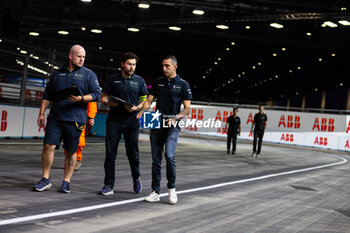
[1, 0, 350, 108]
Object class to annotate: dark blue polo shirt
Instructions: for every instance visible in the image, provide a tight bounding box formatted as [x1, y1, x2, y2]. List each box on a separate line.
[254, 113, 268, 132]
[227, 115, 241, 134]
[43, 65, 101, 123]
[104, 72, 148, 127]
[150, 75, 192, 118]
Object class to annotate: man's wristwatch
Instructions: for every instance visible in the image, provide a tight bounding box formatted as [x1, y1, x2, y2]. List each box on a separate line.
[81, 95, 84, 102]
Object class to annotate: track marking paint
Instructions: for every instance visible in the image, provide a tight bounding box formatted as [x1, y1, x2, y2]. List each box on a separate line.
[0, 154, 346, 226]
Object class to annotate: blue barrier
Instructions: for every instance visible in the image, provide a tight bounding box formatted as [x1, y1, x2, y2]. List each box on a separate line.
[90, 113, 108, 137]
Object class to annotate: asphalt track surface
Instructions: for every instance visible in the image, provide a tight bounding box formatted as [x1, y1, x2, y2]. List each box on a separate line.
[1, 134, 350, 233]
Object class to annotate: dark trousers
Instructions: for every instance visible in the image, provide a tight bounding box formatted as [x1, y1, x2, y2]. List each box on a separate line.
[150, 127, 179, 193]
[227, 132, 238, 152]
[104, 121, 140, 189]
[253, 130, 264, 154]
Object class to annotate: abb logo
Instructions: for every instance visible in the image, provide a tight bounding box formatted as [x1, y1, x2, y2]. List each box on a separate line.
[278, 115, 300, 129]
[246, 113, 254, 125]
[312, 117, 335, 132]
[280, 133, 294, 142]
[1, 110, 7, 132]
[185, 108, 204, 132]
[314, 136, 328, 146]
[346, 120, 350, 133]
[216, 127, 227, 135]
[215, 110, 233, 122]
[190, 108, 203, 120]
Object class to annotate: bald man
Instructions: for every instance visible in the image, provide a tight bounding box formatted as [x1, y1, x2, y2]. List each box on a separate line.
[34, 45, 101, 193]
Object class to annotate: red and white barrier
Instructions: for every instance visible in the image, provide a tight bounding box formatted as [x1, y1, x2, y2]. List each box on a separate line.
[0, 105, 25, 137]
[1, 103, 350, 152]
[0, 104, 47, 138]
[182, 104, 350, 151]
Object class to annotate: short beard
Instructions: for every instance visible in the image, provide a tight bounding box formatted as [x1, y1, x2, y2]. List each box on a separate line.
[70, 62, 82, 70]
[124, 70, 133, 76]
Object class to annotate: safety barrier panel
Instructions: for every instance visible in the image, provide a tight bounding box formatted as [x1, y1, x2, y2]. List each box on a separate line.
[182, 104, 350, 152]
[1, 103, 350, 152]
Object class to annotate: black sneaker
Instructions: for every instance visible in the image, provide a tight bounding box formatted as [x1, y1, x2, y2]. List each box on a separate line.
[232, 151, 235, 155]
[133, 178, 142, 193]
[58, 181, 71, 193]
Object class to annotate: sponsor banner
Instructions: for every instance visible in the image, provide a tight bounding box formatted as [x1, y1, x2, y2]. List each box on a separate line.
[0, 105, 24, 137]
[270, 132, 304, 145]
[339, 135, 350, 152]
[346, 116, 350, 134]
[182, 105, 349, 151]
[2, 103, 350, 151]
[303, 133, 339, 150]
[184, 105, 347, 134]
[22, 107, 48, 137]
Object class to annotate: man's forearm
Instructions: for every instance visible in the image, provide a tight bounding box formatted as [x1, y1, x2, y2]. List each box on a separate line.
[176, 107, 190, 120]
[141, 101, 151, 111]
[176, 100, 191, 120]
[137, 101, 146, 110]
[82, 94, 93, 102]
[39, 99, 50, 115]
[140, 95, 155, 112]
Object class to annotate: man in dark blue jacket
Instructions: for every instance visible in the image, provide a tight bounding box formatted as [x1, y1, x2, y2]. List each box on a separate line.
[34, 45, 101, 193]
[99, 52, 148, 196]
[138, 55, 192, 204]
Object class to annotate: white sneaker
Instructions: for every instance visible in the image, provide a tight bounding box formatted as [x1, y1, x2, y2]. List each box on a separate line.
[251, 152, 256, 157]
[256, 153, 260, 158]
[168, 188, 177, 205]
[144, 191, 160, 202]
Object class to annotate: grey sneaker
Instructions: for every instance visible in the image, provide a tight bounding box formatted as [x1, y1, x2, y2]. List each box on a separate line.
[144, 191, 160, 202]
[74, 161, 82, 171]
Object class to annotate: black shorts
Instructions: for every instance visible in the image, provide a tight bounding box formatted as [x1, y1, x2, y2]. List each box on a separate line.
[44, 116, 84, 153]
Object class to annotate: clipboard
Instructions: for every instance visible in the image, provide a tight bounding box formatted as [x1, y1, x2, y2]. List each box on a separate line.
[52, 86, 81, 102]
[109, 95, 133, 107]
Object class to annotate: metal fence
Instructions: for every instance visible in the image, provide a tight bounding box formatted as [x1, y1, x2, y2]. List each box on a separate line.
[0, 47, 51, 106]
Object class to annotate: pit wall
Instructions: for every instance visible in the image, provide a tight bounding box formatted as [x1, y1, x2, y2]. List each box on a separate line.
[1, 103, 350, 152]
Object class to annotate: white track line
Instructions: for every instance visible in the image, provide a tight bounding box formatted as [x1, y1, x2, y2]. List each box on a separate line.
[0, 142, 106, 145]
[0, 154, 347, 226]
